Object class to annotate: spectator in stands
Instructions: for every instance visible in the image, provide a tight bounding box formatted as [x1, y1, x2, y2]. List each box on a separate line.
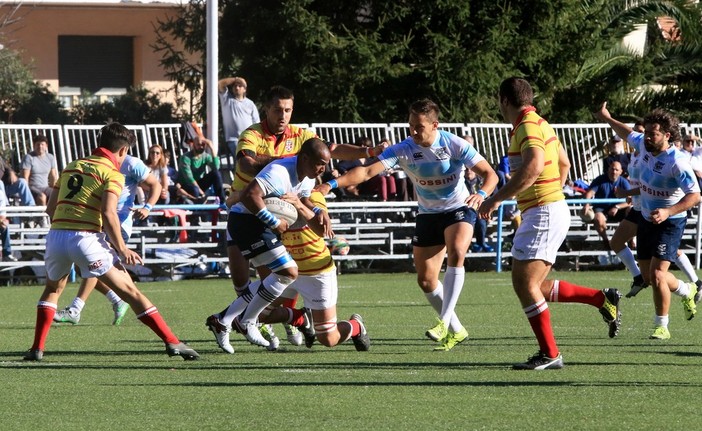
[0, 151, 35, 207]
[602, 134, 631, 177]
[497, 154, 511, 182]
[0, 187, 17, 261]
[319, 98, 500, 351]
[21, 135, 58, 207]
[582, 161, 631, 256]
[177, 135, 225, 203]
[142, 144, 171, 204]
[681, 135, 702, 185]
[219, 76, 260, 158]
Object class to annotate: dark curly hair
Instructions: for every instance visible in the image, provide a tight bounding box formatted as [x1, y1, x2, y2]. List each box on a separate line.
[642, 109, 681, 143]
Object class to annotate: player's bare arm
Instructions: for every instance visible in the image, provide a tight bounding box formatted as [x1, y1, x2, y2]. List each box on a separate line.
[593, 102, 633, 141]
[330, 142, 388, 160]
[102, 191, 143, 265]
[479, 147, 544, 219]
[237, 149, 277, 176]
[134, 174, 161, 221]
[651, 192, 701, 224]
[45, 187, 59, 220]
[242, 179, 288, 235]
[465, 159, 499, 209]
[557, 145, 571, 187]
[316, 161, 387, 196]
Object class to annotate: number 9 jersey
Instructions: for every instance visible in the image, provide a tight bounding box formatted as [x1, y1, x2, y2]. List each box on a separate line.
[50, 147, 125, 232]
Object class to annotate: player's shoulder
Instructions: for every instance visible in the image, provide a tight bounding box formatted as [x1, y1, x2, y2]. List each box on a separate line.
[240, 123, 264, 138]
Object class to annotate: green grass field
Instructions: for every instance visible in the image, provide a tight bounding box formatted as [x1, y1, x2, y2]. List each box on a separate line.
[1, 270, 700, 430]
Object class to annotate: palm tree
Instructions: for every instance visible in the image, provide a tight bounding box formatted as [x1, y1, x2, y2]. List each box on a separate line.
[573, 0, 702, 122]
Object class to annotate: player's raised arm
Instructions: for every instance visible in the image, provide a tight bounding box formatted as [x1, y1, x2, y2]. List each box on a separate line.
[316, 160, 387, 196]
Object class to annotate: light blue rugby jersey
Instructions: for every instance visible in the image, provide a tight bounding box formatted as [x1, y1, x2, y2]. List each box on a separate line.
[627, 131, 700, 221]
[118, 155, 150, 216]
[378, 130, 485, 214]
[627, 151, 643, 211]
[230, 156, 315, 215]
[113, 155, 151, 238]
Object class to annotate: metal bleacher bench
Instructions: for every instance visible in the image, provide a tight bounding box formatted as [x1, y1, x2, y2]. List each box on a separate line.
[1, 198, 701, 282]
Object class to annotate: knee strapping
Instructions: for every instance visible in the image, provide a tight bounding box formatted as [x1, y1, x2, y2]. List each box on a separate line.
[314, 318, 338, 335]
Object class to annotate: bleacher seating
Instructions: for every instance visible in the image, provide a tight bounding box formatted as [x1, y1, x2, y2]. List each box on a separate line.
[1, 198, 700, 283]
[1, 122, 701, 282]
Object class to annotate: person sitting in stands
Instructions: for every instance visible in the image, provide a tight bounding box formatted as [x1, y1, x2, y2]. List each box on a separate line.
[0, 186, 17, 261]
[177, 135, 225, 204]
[0, 152, 35, 207]
[21, 135, 58, 207]
[582, 161, 631, 259]
[142, 144, 171, 204]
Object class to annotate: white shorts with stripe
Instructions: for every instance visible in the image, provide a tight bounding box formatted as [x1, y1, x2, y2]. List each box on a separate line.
[45, 230, 119, 281]
[511, 199, 569, 264]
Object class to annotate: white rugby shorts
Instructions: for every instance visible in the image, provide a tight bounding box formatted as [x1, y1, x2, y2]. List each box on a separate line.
[511, 199, 569, 264]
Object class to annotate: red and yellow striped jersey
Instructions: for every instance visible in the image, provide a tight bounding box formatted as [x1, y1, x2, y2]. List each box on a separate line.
[51, 148, 124, 232]
[282, 192, 335, 275]
[508, 107, 565, 212]
[231, 122, 316, 191]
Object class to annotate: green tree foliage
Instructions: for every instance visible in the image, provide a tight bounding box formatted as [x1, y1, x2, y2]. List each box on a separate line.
[12, 83, 71, 124]
[0, 47, 34, 123]
[72, 86, 178, 125]
[156, 0, 702, 124]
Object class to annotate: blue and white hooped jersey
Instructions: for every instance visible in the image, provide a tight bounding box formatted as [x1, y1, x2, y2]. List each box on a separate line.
[627, 131, 700, 221]
[230, 156, 315, 215]
[627, 151, 643, 211]
[378, 130, 485, 214]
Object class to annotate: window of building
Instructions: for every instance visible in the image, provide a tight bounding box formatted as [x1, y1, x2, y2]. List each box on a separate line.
[58, 36, 132, 106]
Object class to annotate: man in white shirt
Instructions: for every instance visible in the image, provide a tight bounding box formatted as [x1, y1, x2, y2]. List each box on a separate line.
[218, 76, 260, 157]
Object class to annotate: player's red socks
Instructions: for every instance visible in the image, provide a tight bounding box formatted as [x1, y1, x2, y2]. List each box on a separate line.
[524, 299, 559, 358]
[288, 308, 306, 326]
[137, 307, 179, 344]
[550, 280, 604, 307]
[281, 295, 298, 309]
[31, 301, 56, 350]
[346, 318, 361, 337]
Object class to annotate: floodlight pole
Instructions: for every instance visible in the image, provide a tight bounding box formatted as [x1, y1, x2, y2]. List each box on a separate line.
[206, 0, 218, 148]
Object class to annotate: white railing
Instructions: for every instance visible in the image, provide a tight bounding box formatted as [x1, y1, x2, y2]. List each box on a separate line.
[1, 199, 700, 282]
[2, 122, 702, 185]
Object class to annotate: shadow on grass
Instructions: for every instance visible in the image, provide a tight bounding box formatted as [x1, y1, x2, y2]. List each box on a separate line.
[149, 379, 702, 388]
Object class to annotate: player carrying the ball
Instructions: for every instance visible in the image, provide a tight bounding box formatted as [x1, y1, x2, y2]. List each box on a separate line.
[221, 137, 336, 347]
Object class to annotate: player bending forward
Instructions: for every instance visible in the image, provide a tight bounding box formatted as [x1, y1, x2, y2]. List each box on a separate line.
[208, 191, 369, 353]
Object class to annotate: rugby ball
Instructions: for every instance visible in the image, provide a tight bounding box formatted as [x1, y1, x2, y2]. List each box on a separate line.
[580, 207, 595, 223]
[328, 236, 350, 255]
[263, 197, 298, 226]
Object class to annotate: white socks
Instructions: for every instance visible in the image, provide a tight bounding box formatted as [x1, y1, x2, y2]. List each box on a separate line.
[424, 281, 464, 332]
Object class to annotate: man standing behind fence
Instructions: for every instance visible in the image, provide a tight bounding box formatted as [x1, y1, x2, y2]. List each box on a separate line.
[595, 102, 701, 340]
[318, 98, 499, 351]
[479, 78, 622, 370]
[23, 123, 199, 361]
[219, 76, 260, 158]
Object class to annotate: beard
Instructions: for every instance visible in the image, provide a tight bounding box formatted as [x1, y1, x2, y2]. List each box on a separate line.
[644, 142, 657, 152]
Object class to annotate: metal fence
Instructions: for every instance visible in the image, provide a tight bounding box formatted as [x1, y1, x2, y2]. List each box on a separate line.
[2, 122, 702, 184]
